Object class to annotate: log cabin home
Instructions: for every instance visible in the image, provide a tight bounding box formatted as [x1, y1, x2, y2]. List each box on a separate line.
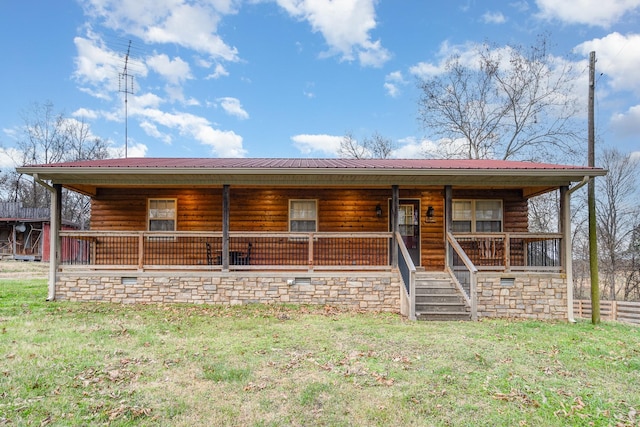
[16, 157, 606, 321]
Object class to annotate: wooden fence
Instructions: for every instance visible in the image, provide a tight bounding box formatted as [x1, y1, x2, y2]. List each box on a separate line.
[574, 300, 640, 325]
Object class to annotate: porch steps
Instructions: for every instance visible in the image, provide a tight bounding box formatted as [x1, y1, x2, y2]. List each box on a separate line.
[414, 273, 471, 321]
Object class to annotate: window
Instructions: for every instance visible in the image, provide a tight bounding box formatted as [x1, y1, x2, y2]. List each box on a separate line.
[452, 199, 502, 233]
[148, 199, 176, 231]
[289, 200, 317, 232]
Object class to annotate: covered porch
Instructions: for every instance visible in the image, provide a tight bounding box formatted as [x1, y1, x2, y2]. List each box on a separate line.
[16, 158, 606, 320]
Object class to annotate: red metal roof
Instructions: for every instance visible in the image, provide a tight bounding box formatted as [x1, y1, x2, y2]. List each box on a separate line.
[24, 157, 595, 171]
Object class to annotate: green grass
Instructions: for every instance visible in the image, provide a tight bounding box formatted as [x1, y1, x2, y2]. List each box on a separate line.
[1, 278, 639, 426]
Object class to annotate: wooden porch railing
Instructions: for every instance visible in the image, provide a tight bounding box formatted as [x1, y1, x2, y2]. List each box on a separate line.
[452, 232, 563, 272]
[58, 230, 394, 271]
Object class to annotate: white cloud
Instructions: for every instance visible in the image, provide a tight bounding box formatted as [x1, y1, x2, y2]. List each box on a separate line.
[0, 147, 22, 169]
[409, 61, 444, 79]
[146, 54, 192, 85]
[218, 97, 249, 120]
[509, 1, 529, 12]
[82, 0, 240, 61]
[408, 40, 502, 79]
[73, 30, 149, 101]
[206, 63, 229, 79]
[133, 107, 246, 157]
[392, 136, 481, 159]
[535, 0, 640, 27]
[482, 11, 506, 24]
[383, 83, 399, 98]
[140, 121, 173, 144]
[276, 0, 390, 67]
[72, 108, 100, 120]
[126, 142, 148, 158]
[2, 127, 19, 141]
[291, 134, 342, 155]
[73, 36, 121, 98]
[390, 137, 427, 158]
[108, 141, 147, 158]
[133, 92, 164, 109]
[610, 104, 640, 138]
[384, 71, 406, 97]
[575, 32, 640, 94]
[409, 40, 495, 79]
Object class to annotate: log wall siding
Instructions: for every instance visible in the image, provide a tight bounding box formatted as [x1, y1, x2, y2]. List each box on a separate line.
[90, 187, 530, 270]
[92, 188, 223, 231]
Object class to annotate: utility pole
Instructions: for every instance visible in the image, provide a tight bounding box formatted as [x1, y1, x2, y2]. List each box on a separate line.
[119, 40, 134, 158]
[588, 51, 600, 324]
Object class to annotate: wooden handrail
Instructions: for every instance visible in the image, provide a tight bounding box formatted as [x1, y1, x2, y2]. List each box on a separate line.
[447, 232, 478, 274]
[447, 232, 478, 321]
[395, 232, 416, 320]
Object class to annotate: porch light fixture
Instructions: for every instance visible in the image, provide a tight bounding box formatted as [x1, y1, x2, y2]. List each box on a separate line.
[425, 205, 435, 222]
[375, 204, 383, 218]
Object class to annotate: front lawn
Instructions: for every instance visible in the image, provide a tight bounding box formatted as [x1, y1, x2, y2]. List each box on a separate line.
[1, 278, 639, 426]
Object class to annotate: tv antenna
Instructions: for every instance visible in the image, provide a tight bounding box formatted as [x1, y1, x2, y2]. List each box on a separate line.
[118, 40, 134, 158]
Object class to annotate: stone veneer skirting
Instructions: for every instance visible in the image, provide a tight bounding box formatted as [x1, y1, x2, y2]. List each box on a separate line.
[55, 270, 569, 320]
[476, 272, 568, 320]
[55, 271, 402, 313]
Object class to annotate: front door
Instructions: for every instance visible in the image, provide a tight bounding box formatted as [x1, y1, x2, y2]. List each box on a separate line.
[390, 199, 420, 266]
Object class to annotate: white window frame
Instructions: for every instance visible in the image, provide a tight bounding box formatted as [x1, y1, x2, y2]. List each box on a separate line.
[452, 199, 503, 233]
[147, 198, 177, 232]
[288, 199, 318, 233]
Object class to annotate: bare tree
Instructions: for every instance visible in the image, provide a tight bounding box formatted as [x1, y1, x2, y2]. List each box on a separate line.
[66, 117, 111, 161]
[0, 101, 112, 227]
[595, 148, 639, 300]
[528, 192, 560, 233]
[338, 131, 395, 159]
[417, 35, 581, 162]
[338, 132, 369, 159]
[625, 223, 640, 301]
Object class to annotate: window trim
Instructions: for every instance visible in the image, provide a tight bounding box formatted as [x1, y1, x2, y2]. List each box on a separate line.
[147, 198, 177, 233]
[288, 199, 318, 233]
[452, 199, 503, 233]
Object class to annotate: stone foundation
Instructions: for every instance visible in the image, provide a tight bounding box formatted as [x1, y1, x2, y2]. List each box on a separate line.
[55, 271, 402, 313]
[476, 272, 568, 320]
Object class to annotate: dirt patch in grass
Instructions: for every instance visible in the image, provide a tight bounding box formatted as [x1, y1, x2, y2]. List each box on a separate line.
[0, 260, 49, 279]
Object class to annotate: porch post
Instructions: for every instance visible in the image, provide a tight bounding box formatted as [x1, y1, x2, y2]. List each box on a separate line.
[391, 185, 399, 267]
[47, 184, 62, 301]
[222, 184, 230, 271]
[444, 185, 452, 267]
[560, 185, 575, 322]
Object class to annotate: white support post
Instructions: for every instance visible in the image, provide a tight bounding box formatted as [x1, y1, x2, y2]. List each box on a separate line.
[560, 186, 575, 322]
[47, 184, 61, 301]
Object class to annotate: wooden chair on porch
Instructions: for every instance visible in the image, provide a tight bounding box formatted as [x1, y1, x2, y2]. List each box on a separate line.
[233, 242, 252, 265]
[206, 242, 252, 265]
[206, 242, 215, 265]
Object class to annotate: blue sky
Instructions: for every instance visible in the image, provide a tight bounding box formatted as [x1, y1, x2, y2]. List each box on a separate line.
[1, 0, 639, 166]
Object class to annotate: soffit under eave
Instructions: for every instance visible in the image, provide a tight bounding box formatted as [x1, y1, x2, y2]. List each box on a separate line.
[63, 184, 98, 196]
[50, 173, 581, 189]
[522, 186, 557, 198]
